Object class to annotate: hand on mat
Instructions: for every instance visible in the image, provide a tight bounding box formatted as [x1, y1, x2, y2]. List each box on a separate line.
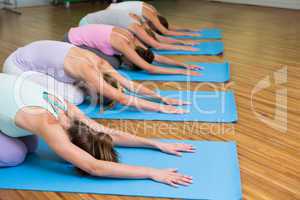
[180, 46, 198, 52]
[161, 97, 190, 106]
[160, 105, 188, 114]
[186, 33, 202, 37]
[150, 168, 193, 187]
[183, 70, 202, 76]
[156, 142, 196, 156]
[181, 40, 199, 46]
[183, 63, 204, 70]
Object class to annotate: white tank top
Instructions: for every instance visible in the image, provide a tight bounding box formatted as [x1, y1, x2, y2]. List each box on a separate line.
[108, 1, 144, 16]
[84, 10, 139, 29]
[0, 73, 66, 137]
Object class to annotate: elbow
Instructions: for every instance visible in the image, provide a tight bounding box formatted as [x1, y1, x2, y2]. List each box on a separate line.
[84, 161, 108, 177]
[77, 161, 102, 176]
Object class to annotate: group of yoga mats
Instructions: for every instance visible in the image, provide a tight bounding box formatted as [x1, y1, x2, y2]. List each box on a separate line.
[79, 90, 238, 122]
[118, 62, 230, 82]
[171, 28, 223, 39]
[152, 41, 224, 55]
[0, 139, 242, 200]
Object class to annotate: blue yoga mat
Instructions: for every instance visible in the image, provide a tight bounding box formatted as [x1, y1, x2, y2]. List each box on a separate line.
[152, 41, 224, 55]
[78, 90, 238, 122]
[118, 62, 230, 82]
[171, 28, 223, 39]
[0, 139, 242, 200]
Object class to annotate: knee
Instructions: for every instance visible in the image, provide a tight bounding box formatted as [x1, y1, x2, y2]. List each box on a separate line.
[0, 142, 27, 167]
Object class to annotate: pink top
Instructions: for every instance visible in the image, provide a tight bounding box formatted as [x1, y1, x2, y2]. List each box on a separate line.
[68, 24, 120, 56]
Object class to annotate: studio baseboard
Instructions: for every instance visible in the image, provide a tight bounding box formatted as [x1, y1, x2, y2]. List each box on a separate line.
[212, 0, 300, 10]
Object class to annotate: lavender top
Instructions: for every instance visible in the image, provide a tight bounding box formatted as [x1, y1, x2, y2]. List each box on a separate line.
[12, 40, 76, 83]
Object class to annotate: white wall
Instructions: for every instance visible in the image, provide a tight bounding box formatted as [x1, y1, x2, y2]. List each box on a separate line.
[213, 0, 300, 10]
[5, 0, 51, 7]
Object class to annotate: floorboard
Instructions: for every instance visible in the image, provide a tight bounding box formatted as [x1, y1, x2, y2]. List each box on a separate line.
[0, 0, 299, 199]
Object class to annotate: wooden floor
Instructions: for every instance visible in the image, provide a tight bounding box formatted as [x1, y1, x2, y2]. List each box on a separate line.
[0, 0, 299, 199]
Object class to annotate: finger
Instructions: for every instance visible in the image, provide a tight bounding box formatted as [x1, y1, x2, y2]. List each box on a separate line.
[183, 176, 193, 181]
[188, 145, 196, 149]
[173, 151, 182, 156]
[168, 181, 179, 188]
[183, 145, 196, 151]
[166, 168, 178, 172]
[180, 145, 196, 151]
[182, 177, 193, 183]
[174, 179, 191, 186]
[176, 148, 195, 153]
[185, 149, 197, 153]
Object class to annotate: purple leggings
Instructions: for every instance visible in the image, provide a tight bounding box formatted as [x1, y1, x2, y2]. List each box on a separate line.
[0, 130, 38, 167]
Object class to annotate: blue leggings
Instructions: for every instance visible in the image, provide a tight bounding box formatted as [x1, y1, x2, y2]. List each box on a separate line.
[0, 130, 38, 167]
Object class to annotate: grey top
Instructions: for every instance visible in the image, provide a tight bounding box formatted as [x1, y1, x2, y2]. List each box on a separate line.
[84, 9, 139, 29]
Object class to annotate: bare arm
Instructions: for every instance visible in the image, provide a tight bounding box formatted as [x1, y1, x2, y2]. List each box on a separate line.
[16, 108, 159, 179]
[131, 24, 196, 50]
[36, 113, 192, 183]
[133, 24, 168, 49]
[154, 55, 186, 67]
[156, 34, 187, 44]
[154, 55, 203, 71]
[134, 37, 147, 49]
[65, 102, 195, 156]
[155, 34, 199, 46]
[66, 102, 161, 148]
[46, 127, 193, 187]
[144, 10, 199, 37]
[81, 65, 186, 113]
[98, 60, 190, 105]
[102, 63, 163, 99]
[114, 40, 194, 75]
[132, 24, 196, 50]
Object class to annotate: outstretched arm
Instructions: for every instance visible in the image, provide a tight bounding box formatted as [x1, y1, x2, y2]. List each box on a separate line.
[64, 102, 195, 156]
[143, 9, 200, 37]
[99, 61, 188, 105]
[115, 41, 198, 76]
[33, 113, 192, 187]
[133, 25, 198, 51]
[154, 55, 203, 70]
[155, 34, 199, 46]
[81, 64, 187, 113]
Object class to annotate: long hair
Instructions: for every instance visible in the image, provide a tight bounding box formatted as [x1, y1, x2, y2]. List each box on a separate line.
[80, 74, 120, 112]
[145, 28, 157, 40]
[158, 15, 169, 29]
[67, 120, 118, 175]
[118, 47, 154, 71]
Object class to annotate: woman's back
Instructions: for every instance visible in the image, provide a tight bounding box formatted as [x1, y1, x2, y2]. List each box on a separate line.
[13, 40, 75, 83]
[108, 1, 144, 15]
[0, 74, 58, 137]
[84, 10, 137, 29]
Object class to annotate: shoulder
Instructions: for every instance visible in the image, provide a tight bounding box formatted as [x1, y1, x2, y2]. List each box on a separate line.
[15, 107, 58, 135]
